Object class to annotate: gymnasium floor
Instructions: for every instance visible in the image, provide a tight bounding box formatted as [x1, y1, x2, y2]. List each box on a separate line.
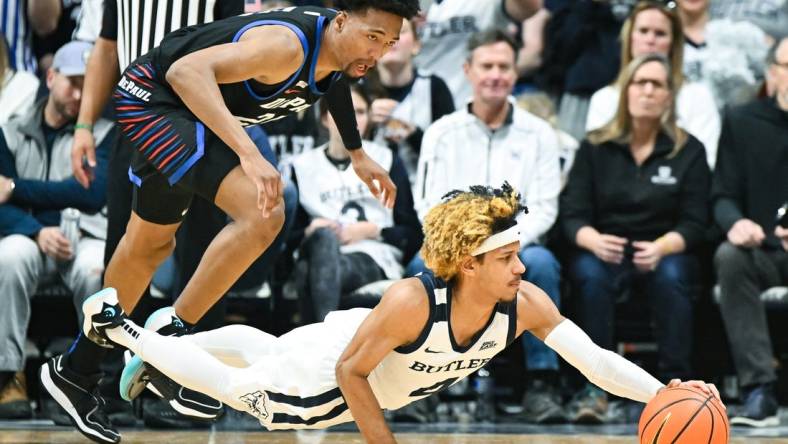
[4, 398, 788, 443]
[4, 420, 788, 443]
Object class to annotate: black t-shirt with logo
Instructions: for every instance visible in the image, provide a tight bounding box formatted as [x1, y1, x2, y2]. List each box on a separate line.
[560, 132, 711, 250]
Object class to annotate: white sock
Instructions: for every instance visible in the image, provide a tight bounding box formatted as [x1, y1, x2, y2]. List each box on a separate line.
[105, 318, 150, 353]
[186, 324, 277, 367]
[106, 319, 235, 403]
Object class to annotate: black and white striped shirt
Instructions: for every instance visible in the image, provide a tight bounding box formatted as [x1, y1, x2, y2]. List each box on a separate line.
[1, 0, 37, 73]
[99, 0, 241, 71]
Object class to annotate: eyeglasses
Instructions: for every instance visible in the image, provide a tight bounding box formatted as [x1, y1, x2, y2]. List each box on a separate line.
[630, 78, 668, 90]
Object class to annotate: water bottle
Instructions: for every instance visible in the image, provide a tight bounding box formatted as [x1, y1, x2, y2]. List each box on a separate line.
[473, 368, 496, 422]
[59, 208, 81, 263]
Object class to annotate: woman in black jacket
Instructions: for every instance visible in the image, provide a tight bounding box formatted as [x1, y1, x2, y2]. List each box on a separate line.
[560, 53, 711, 422]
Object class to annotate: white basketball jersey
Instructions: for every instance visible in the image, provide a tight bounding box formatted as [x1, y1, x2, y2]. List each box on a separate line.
[292, 140, 404, 278]
[368, 272, 517, 410]
[231, 273, 516, 431]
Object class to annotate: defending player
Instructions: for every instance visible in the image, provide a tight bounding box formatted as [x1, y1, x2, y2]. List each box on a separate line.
[40, 2, 419, 442]
[80, 183, 722, 442]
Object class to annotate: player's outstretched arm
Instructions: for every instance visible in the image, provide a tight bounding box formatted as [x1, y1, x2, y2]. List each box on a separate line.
[335, 278, 428, 444]
[514, 281, 720, 404]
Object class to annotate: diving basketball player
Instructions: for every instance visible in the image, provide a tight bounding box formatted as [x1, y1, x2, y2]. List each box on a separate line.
[81, 183, 722, 443]
[39, 2, 419, 442]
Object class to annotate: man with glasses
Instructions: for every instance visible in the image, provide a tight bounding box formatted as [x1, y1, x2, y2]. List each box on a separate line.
[712, 36, 788, 428]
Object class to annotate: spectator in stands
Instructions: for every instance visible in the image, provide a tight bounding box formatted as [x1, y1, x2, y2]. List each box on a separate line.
[515, 7, 550, 92]
[0, 38, 40, 124]
[677, 0, 769, 109]
[586, 1, 720, 169]
[678, 0, 710, 78]
[366, 18, 455, 183]
[415, 0, 541, 109]
[712, 36, 788, 428]
[709, 0, 788, 42]
[516, 92, 579, 189]
[1, 0, 61, 74]
[290, 83, 422, 323]
[33, 0, 83, 73]
[0, 41, 113, 419]
[537, 0, 631, 142]
[413, 29, 565, 424]
[562, 53, 710, 424]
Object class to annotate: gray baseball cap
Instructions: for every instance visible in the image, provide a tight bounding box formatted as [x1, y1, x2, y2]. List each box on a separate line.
[52, 40, 93, 76]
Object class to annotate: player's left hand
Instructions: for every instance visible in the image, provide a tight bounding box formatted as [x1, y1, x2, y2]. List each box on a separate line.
[632, 240, 662, 272]
[349, 149, 397, 209]
[662, 379, 725, 409]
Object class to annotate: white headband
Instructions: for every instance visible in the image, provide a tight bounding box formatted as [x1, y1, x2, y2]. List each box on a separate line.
[471, 223, 521, 256]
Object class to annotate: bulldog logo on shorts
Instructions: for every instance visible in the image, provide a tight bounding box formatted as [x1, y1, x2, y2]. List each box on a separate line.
[240, 391, 270, 420]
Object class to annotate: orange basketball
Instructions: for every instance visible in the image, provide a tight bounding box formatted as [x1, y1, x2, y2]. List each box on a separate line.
[638, 386, 729, 444]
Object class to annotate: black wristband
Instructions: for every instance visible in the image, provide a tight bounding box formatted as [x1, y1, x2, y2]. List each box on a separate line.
[326, 76, 363, 150]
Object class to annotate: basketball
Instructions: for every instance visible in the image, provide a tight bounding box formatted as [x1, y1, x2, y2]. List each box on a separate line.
[638, 387, 729, 444]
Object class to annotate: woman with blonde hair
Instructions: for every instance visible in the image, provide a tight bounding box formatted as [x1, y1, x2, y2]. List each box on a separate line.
[585, 0, 720, 168]
[561, 53, 711, 424]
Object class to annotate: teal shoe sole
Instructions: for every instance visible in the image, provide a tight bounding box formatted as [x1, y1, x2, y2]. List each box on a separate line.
[119, 355, 147, 402]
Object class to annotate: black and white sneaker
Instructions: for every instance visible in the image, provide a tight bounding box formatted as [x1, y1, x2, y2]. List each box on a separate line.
[39, 355, 121, 444]
[142, 364, 223, 421]
[730, 383, 780, 427]
[82, 288, 126, 348]
[119, 307, 223, 421]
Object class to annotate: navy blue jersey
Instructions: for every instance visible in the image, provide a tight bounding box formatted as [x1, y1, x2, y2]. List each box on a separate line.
[144, 6, 343, 127]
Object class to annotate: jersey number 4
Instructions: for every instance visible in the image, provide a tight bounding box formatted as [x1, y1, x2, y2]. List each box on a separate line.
[408, 377, 459, 397]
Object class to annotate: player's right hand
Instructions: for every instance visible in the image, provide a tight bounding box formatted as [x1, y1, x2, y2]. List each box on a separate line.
[71, 128, 96, 189]
[663, 379, 724, 408]
[240, 153, 282, 219]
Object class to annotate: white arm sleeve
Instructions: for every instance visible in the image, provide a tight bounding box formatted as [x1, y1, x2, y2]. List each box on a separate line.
[544, 319, 664, 403]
